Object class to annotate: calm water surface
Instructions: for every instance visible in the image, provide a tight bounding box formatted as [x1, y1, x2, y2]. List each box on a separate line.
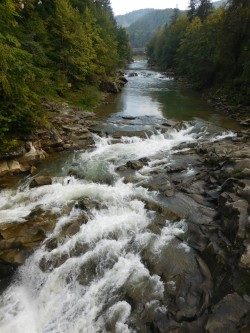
[96, 60, 240, 132]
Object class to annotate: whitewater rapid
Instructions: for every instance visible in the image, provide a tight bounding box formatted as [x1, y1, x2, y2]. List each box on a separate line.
[0, 116, 237, 333]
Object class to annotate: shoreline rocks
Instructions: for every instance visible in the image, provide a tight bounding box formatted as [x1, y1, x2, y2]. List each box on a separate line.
[0, 102, 99, 185]
[112, 128, 250, 331]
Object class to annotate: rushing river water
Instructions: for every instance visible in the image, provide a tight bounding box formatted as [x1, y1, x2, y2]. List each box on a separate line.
[0, 61, 239, 333]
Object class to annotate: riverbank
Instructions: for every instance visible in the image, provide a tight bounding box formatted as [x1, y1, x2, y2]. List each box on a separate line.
[0, 73, 128, 188]
[162, 68, 250, 128]
[0, 102, 98, 188]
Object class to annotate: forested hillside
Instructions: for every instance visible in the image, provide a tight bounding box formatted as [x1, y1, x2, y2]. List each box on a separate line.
[0, 0, 130, 152]
[127, 9, 180, 48]
[147, 0, 250, 105]
[116, 8, 155, 27]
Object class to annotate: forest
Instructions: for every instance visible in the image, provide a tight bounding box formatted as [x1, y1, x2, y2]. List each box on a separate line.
[147, 0, 250, 105]
[0, 0, 130, 151]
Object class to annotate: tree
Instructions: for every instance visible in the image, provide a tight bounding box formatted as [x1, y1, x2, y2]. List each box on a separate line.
[0, 0, 131, 151]
[171, 7, 181, 24]
[150, 15, 189, 70]
[188, 0, 213, 22]
[188, 0, 199, 21]
[196, 0, 213, 22]
[0, 0, 38, 150]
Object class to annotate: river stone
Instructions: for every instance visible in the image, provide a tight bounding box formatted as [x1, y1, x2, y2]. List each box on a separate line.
[7, 160, 27, 173]
[205, 293, 250, 333]
[167, 192, 216, 224]
[0, 249, 26, 265]
[100, 81, 120, 93]
[65, 221, 81, 236]
[122, 116, 136, 120]
[30, 175, 52, 188]
[0, 223, 46, 245]
[76, 197, 101, 211]
[128, 72, 138, 77]
[0, 161, 9, 175]
[39, 253, 69, 272]
[240, 244, 250, 269]
[219, 193, 249, 240]
[141, 174, 175, 197]
[144, 237, 213, 321]
[241, 168, 250, 177]
[150, 311, 208, 333]
[125, 160, 144, 170]
[30, 165, 38, 175]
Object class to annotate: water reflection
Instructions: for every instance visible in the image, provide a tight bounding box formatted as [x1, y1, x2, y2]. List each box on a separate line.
[95, 60, 241, 131]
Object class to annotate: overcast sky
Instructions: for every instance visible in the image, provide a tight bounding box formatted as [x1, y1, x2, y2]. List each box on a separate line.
[110, 0, 191, 15]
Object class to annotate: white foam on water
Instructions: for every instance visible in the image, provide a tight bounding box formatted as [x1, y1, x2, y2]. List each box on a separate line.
[210, 131, 237, 142]
[0, 124, 205, 332]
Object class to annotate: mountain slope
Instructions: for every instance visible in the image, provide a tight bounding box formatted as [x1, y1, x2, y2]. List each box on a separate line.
[127, 9, 178, 48]
[115, 8, 155, 28]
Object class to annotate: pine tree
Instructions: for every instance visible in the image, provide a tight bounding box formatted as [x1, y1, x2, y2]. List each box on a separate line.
[196, 0, 213, 22]
[188, 0, 213, 22]
[188, 0, 199, 21]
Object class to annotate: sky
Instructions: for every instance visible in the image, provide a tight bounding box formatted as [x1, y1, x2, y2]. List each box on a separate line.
[110, 0, 191, 15]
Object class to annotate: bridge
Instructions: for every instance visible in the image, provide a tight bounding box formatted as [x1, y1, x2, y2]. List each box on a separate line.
[132, 48, 146, 56]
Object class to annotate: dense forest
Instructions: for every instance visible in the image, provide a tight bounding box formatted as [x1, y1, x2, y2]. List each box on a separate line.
[0, 0, 130, 151]
[147, 0, 250, 104]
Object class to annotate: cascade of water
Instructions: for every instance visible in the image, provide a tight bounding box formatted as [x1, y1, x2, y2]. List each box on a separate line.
[0, 126, 207, 333]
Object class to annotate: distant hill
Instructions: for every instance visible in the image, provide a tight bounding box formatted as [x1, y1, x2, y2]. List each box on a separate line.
[117, 2, 226, 49]
[115, 9, 155, 28]
[212, 0, 226, 8]
[127, 9, 179, 48]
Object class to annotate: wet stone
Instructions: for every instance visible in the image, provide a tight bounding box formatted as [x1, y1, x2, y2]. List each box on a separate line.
[141, 174, 175, 197]
[75, 197, 102, 211]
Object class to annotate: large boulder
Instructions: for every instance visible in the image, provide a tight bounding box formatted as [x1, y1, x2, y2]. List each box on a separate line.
[100, 81, 120, 93]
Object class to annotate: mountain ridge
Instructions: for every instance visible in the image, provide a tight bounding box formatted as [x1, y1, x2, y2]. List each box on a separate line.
[115, 8, 155, 28]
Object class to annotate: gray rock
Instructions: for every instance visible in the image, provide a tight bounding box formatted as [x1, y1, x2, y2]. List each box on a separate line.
[75, 197, 101, 211]
[142, 174, 175, 197]
[100, 81, 120, 93]
[206, 293, 250, 333]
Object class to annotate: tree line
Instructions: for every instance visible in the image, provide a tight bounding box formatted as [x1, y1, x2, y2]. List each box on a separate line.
[147, 0, 250, 104]
[0, 0, 130, 151]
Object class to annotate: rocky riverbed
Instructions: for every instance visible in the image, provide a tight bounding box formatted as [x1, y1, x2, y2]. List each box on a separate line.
[111, 123, 250, 332]
[0, 115, 250, 332]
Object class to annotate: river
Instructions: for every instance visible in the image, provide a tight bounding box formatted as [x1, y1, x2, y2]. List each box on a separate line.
[0, 61, 240, 333]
